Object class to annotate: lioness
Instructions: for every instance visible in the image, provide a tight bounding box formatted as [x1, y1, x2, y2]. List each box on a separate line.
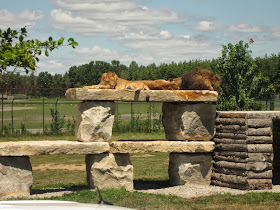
[84, 72, 150, 90]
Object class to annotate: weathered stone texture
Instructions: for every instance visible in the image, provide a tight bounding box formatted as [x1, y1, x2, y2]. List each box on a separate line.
[0, 157, 33, 198]
[110, 141, 215, 153]
[212, 111, 279, 190]
[169, 153, 213, 186]
[86, 153, 133, 191]
[65, 88, 218, 102]
[162, 103, 216, 141]
[75, 101, 115, 142]
[0, 141, 109, 156]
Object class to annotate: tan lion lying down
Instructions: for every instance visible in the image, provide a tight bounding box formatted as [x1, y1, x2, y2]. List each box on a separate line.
[84, 72, 181, 90]
[83, 69, 221, 91]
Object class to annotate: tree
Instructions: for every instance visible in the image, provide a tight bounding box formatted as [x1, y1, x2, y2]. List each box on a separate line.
[216, 39, 274, 110]
[0, 27, 78, 73]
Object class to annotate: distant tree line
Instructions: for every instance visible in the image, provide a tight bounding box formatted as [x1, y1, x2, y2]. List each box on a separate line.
[1, 52, 280, 101]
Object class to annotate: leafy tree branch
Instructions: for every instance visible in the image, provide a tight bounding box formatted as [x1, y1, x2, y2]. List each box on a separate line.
[0, 27, 78, 73]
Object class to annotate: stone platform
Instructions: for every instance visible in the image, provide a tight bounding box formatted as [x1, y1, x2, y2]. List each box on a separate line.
[65, 89, 218, 102]
[0, 140, 214, 198]
[65, 89, 218, 142]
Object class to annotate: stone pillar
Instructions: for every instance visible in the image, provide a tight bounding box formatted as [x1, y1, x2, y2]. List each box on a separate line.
[75, 101, 115, 142]
[86, 153, 133, 191]
[162, 102, 216, 141]
[0, 156, 33, 198]
[168, 153, 213, 186]
[213, 111, 279, 190]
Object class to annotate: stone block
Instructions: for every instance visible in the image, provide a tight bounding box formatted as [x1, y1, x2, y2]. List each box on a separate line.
[162, 103, 216, 140]
[109, 140, 215, 153]
[86, 153, 133, 191]
[75, 101, 115, 142]
[0, 157, 33, 198]
[65, 89, 218, 102]
[168, 153, 213, 186]
[0, 141, 109, 156]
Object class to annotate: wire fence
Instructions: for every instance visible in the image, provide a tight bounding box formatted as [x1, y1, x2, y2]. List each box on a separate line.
[0, 97, 163, 135]
[0, 88, 278, 136]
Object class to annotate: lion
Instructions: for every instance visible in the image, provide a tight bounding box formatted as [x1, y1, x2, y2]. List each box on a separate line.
[142, 79, 181, 90]
[84, 72, 182, 90]
[180, 68, 221, 91]
[84, 72, 150, 90]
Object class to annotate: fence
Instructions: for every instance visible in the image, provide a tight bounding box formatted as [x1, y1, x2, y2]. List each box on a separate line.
[0, 97, 163, 135]
[0, 88, 278, 136]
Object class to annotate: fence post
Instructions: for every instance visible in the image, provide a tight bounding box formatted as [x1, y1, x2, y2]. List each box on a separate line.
[11, 98, 14, 134]
[130, 102, 133, 132]
[115, 101, 119, 132]
[270, 100, 275, 110]
[43, 97, 45, 134]
[149, 102, 152, 132]
[55, 98, 59, 112]
[1, 89, 3, 135]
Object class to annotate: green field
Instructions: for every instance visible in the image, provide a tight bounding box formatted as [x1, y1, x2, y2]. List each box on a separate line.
[2, 97, 278, 134]
[1, 134, 277, 209]
[0, 98, 163, 132]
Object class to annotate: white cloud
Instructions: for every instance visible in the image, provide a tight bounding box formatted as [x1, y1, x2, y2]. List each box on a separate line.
[0, 9, 44, 29]
[36, 59, 66, 74]
[269, 26, 280, 39]
[193, 21, 218, 32]
[75, 45, 120, 61]
[229, 23, 265, 33]
[50, 0, 183, 37]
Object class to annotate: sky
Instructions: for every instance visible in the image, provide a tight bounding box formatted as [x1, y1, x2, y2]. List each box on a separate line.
[1, 0, 280, 75]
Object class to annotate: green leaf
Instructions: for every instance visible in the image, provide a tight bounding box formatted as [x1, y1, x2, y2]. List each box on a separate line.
[19, 35, 24, 42]
[71, 41, 79, 48]
[58, 37, 65, 45]
[68, 38, 74, 42]
[45, 50, 49, 57]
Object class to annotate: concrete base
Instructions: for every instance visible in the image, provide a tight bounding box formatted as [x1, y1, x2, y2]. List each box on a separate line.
[75, 101, 115, 142]
[0, 157, 33, 198]
[86, 153, 134, 191]
[168, 153, 213, 186]
[162, 103, 216, 141]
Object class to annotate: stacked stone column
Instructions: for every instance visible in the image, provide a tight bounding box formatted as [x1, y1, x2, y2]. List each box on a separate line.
[71, 89, 218, 190]
[212, 111, 280, 190]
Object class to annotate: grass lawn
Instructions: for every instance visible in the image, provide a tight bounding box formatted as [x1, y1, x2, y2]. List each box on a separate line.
[1, 98, 162, 131]
[0, 133, 274, 209]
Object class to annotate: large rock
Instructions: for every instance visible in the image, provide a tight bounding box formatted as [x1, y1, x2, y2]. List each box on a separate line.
[65, 89, 218, 102]
[86, 153, 133, 191]
[0, 141, 109, 156]
[75, 101, 115, 142]
[162, 103, 216, 141]
[0, 157, 33, 198]
[110, 141, 215, 153]
[169, 153, 213, 186]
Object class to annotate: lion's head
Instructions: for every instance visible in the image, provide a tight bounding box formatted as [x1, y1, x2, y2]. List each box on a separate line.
[99, 72, 118, 89]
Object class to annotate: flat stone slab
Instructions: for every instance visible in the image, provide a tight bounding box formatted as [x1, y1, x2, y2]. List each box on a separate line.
[0, 141, 109, 156]
[109, 140, 215, 153]
[217, 111, 280, 119]
[65, 88, 218, 102]
[0, 141, 214, 156]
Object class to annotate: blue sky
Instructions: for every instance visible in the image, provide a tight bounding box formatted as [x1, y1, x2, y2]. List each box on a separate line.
[1, 0, 280, 75]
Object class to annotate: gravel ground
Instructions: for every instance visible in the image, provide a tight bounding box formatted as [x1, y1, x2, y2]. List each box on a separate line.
[137, 184, 280, 199]
[26, 184, 280, 199]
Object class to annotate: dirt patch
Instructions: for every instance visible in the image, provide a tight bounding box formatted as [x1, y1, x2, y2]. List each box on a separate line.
[32, 163, 85, 171]
[131, 154, 155, 158]
[0, 107, 35, 112]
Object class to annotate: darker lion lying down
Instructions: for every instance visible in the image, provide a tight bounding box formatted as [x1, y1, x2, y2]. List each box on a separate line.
[84, 69, 221, 91]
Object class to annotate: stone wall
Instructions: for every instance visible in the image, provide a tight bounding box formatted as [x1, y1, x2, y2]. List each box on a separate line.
[212, 111, 280, 190]
[273, 119, 280, 184]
